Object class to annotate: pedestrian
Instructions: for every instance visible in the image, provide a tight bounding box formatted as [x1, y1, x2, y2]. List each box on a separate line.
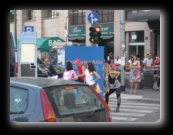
[39, 58, 58, 78]
[110, 59, 115, 69]
[143, 53, 154, 70]
[129, 55, 141, 94]
[75, 59, 86, 83]
[63, 61, 78, 81]
[143, 54, 149, 64]
[85, 62, 100, 89]
[104, 63, 121, 112]
[114, 56, 122, 70]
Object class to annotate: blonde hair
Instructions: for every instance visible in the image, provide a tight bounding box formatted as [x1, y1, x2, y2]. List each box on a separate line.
[104, 63, 113, 74]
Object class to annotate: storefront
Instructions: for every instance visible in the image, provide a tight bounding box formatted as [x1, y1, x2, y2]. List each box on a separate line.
[68, 25, 86, 45]
[37, 37, 65, 58]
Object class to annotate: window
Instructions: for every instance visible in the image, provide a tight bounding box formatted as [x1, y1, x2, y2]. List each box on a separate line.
[129, 31, 144, 43]
[10, 12, 14, 22]
[10, 87, 28, 114]
[27, 10, 35, 20]
[47, 10, 59, 18]
[44, 85, 105, 117]
[94, 10, 114, 23]
[69, 10, 86, 25]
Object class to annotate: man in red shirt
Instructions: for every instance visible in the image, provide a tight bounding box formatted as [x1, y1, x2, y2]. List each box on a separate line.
[75, 59, 86, 83]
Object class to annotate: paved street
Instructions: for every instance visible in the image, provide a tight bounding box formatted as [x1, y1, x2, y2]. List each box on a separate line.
[107, 93, 160, 122]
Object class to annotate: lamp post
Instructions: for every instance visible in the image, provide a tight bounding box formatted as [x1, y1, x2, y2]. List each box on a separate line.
[120, 10, 125, 91]
[14, 10, 17, 45]
[64, 16, 68, 42]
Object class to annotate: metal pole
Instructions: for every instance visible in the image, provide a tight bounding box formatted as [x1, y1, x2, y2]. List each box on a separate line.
[14, 10, 17, 45]
[120, 10, 125, 91]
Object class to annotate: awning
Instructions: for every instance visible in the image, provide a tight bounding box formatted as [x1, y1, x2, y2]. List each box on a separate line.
[127, 10, 160, 21]
[16, 37, 65, 52]
[37, 37, 65, 52]
[68, 37, 85, 40]
[101, 35, 113, 39]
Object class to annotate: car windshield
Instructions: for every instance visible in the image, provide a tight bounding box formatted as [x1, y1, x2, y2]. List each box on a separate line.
[44, 85, 105, 117]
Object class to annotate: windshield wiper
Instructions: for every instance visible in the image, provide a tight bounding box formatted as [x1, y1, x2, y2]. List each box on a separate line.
[88, 108, 106, 117]
[10, 111, 24, 114]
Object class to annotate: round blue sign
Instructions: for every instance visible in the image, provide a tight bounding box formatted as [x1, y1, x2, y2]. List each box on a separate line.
[88, 12, 99, 25]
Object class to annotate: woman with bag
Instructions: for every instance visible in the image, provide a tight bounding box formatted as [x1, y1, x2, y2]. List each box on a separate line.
[129, 55, 141, 94]
[84, 62, 100, 89]
[63, 61, 78, 81]
[104, 63, 121, 112]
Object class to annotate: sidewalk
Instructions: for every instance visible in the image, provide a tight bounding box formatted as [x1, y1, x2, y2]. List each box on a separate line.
[104, 87, 160, 104]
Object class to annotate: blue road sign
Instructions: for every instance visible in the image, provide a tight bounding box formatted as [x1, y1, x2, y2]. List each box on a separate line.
[88, 12, 99, 25]
[24, 26, 34, 32]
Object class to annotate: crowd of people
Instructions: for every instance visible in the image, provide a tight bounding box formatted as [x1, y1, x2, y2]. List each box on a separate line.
[38, 53, 160, 113]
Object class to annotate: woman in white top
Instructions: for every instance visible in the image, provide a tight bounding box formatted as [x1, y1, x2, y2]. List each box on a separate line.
[63, 61, 78, 81]
[85, 62, 100, 89]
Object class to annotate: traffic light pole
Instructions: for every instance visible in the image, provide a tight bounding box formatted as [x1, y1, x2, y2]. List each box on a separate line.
[85, 10, 92, 46]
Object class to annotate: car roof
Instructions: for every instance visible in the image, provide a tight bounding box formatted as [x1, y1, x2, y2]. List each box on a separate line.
[10, 77, 86, 88]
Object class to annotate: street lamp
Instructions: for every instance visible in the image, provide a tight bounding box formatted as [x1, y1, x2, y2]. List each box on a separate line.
[14, 10, 17, 46]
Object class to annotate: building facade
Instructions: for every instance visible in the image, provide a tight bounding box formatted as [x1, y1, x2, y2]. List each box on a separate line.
[68, 10, 160, 63]
[10, 10, 68, 58]
[10, 10, 160, 62]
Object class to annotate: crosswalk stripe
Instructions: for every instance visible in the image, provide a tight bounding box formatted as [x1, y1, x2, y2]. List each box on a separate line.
[108, 94, 143, 99]
[108, 100, 160, 106]
[106, 99, 160, 122]
[108, 104, 159, 109]
[111, 112, 146, 117]
[110, 108, 153, 113]
[112, 117, 137, 121]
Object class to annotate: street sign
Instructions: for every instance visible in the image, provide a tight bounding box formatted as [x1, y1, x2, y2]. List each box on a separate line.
[88, 12, 99, 25]
[24, 26, 34, 32]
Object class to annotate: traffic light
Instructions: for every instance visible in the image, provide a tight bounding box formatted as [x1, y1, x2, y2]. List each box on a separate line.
[89, 26, 102, 44]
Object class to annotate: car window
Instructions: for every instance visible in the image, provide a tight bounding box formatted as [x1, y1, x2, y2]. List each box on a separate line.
[10, 87, 28, 113]
[44, 85, 105, 117]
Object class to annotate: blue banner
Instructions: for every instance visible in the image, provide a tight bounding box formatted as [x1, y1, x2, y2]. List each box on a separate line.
[65, 46, 104, 98]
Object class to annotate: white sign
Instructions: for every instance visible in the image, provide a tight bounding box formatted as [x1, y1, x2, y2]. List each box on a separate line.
[132, 35, 137, 40]
[21, 44, 35, 63]
[52, 42, 72, 46]
[49, 40, 62, 46]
